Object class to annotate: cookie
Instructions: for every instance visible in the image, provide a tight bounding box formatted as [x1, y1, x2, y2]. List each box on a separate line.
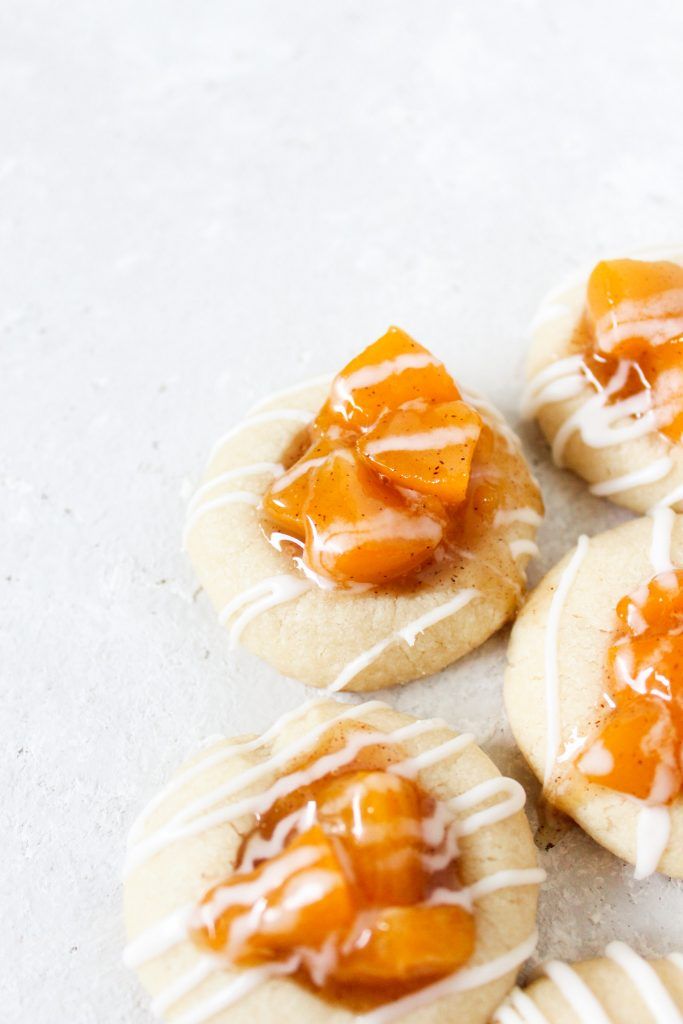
[124, 698, 542, 1024]
[493, 944, 683, 1023]
[523, 248, 683, 514]
[186, 329, 542, 691]
[505, 514, 683, 878]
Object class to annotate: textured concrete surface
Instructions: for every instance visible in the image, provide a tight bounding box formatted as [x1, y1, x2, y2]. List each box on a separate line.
[3, 2, 683, 1021]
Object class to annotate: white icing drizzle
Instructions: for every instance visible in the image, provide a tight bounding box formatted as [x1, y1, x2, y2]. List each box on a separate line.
[355, 930, 538, 1024]
[428, 867, 546, 911]
[123, 902, 194, 969]
[326, 588, 480, 693]
[218, 575, 314, 649]
[125, 706, 443, 873]
[654, 480, 683, 511]
[634, 803, 672, 881]
[207, 408, 313, 465]
[551, 365, 656, 467]
[606, 941, 683, 1024]
[248, 374, 332, 413]
[187, 462, 284, 514]
[125, 700, 538, 1024]
[650, 506, 675, 573]
[494, 988, 551, 1024]
[494, 507, 543, 528]
[496, 945, 683, 1024]
[183, 491, 261, 544]
[151, 957, 217, 1017]
[128, 699, 329, 846]
[449, 777, 527, 837]
[543, 535, 589, 785]
[509, 539, 539, 560]
[589, 456, 674, 497]
[520, 354, 586, 419]
[162, 956, 300, 1024]
[543, 959, 613, 1024]
[362, 424, 480, 456]
[333, 352, 440, 402]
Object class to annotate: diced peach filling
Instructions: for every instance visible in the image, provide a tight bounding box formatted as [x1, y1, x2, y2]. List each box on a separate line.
[262, 327, 487, 585]
[191, 769, 474, 993]
[582, 259, 683, 441]
[577, 571, 683, 804]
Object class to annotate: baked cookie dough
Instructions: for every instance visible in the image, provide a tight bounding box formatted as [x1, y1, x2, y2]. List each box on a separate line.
[505, 514, 683, 878]
[124, 698, 542, 1024]
[523, 247, 683, 514]
[493, 944, 683, 1024]
[185, 338, 542, 692]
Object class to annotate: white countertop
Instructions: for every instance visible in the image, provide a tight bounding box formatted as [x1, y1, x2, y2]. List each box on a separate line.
[3, 2, 683, 1020]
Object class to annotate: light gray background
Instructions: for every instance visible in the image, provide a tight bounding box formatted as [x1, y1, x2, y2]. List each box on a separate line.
[3, 2, 683, 1021]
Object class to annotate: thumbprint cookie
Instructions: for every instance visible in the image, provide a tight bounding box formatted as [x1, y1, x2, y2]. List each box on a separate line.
[124, 698, 543, 1024]
[523, 249, 683, 514]
[505, 512, 683, 878]
[186, 327, 542, 691]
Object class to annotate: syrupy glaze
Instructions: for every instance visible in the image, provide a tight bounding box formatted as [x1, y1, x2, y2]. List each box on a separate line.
[261, 326, 539, 588]
[574, 258, 683, 443]
[189, 722, 475, 1009]
[577, 570, 683, 805]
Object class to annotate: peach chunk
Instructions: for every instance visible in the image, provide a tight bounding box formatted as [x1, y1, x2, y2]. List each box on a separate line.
[587, 259, 683, 358]
[615, 570, 683, 634]
[357, 400, 482, 505]
[331, 905, 475, 986]
[191, 825, 355, 962]
[261, 436, 343, 538]
[303, 449, 445, 584]
[319, 326, 461, 431]
[578, 698, 681, 805]
[315, 771, 426, 906]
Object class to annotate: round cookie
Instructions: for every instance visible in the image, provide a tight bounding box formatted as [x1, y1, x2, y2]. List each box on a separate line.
[124, 698, 542, 1024]
[493, 945, 683, 1023]
[505, 515, 683, 878]
[185, 379, 542, 691]
[523, 246, 683, 514]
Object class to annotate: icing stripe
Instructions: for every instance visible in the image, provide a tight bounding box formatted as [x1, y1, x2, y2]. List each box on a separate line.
[543, 960, 613, 1024]
[219, 575, 314, 648]
[188, 462, 284, 514]
[543, 535, 589, 784]
[326, 588, 479, 693]
[165, 956, 300, 1024]
[128, 699, 329, 845]
[183, 491, 261, 543]
[654, 481, 683, 511]
[509, 539, 539, 560]
[500, 988, 551, 1024]
[634, 806, 671, 881]
[589, 456, 673, 497]
[449, 777, 526, 836]
[151, 957, 216, 1017]
[669, 954, 683, 973]
[125, 710, 446, 873]
[606, 941, 683, 1024]
[494, 507, 543, 528]
[650, 506, 676, 573]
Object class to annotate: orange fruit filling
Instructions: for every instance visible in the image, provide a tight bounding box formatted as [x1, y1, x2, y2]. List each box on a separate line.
[261, 327, 497, 586]
[577, 570, 683, 804]
[581, 258, 683, 441]
[190, 767, 474, 994]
